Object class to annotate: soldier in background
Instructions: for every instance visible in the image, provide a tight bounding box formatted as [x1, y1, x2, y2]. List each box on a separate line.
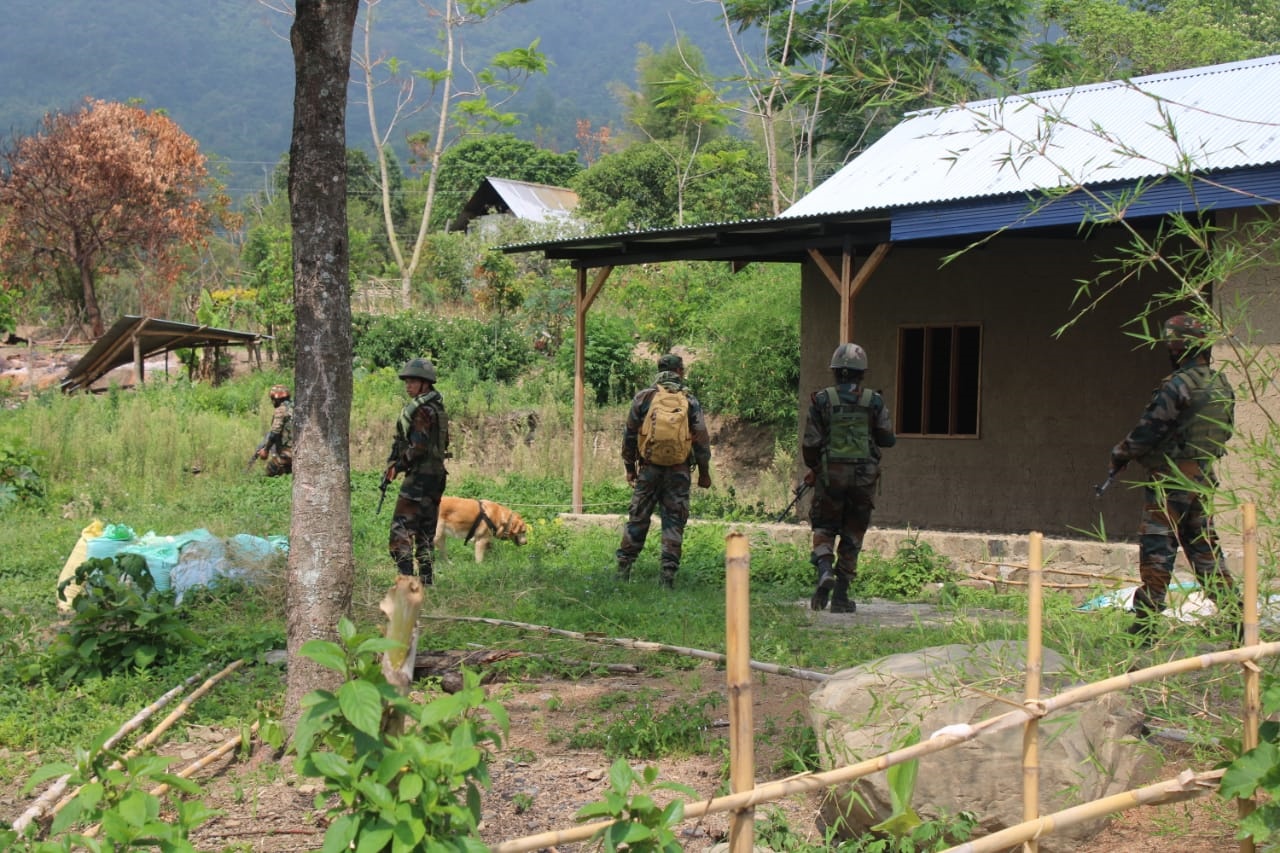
[1109, 313, 1237, 642]
[385, 358, 450, 583]
[616, 353, 712, 589]
[256, 384, 294, 477]
[802, 343, 896, 613]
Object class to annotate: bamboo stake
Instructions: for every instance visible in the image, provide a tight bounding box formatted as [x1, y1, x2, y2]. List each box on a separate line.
[492, 643, 1280, 853]
[943, 768, 1225, 853]
[382, 575, 425, 736]
[11, 667, 210, 835]
[1022, 532, 1043, 853]
[970, 560, 1136, 585]
[1240, 502, 1259, 853]
[422, 614, 831, 682]
[47, 658, 247, 823]
[725, 533, 754, 853]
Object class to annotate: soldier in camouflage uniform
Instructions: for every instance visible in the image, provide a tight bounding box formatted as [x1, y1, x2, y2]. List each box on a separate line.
[385, 358, 450, 583]
[256, 384, 294, 477]
[617, 353, 712, 589]
[1109, 313, 1237, 641]
[802, 344, 896, 613]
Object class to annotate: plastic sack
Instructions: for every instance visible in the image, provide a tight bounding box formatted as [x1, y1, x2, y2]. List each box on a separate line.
[56, 519, 105, 612]
[171, 533, 287, 605]
[119, 529, 213, 593]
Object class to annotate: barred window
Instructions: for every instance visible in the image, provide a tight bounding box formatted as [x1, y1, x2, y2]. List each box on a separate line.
[896, 324, 981, 437]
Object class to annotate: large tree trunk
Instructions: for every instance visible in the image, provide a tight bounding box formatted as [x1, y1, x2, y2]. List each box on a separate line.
[283, 0, 360, 732]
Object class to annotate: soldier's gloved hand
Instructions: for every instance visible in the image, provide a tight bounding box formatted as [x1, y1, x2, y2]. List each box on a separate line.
[257, 447, 269, 460]
[697, 468, 711, 489]
[802, 468, 816, 487]
[625, 464, 638, 486]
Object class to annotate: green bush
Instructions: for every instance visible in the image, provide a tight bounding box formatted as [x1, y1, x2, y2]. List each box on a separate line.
[0, 438, 45, 510]
[45, 555, 203, 684]
[855, 536, 956, 600]
[556, 313, 647, 404]
[352, 312, 535, 382]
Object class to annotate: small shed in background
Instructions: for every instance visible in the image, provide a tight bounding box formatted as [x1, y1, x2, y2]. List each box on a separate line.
[451, 177, 579, 235]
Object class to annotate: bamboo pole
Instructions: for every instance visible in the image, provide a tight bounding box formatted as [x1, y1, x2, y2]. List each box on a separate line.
[1240, 502, 1259, 853]
[47, 658, 247, 823]
[11, 667, 210, 835]
[422, 614, 831, 682]
[1022, 532, 1043, 853]
[725, 533, 754, 853]
[493, 643, 1280, 853]
[943, 768, 1226, 853]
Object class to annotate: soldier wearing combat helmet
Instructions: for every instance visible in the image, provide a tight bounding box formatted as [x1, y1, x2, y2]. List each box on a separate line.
[384, 358, 450, 583]
[801, 343, 896, 613]
[1109, 313, 1238, 642]
[255, 384, 294, 477]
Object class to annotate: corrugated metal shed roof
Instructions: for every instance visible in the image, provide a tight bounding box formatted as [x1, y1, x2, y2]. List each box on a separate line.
[784, 54, 1280, 219]
[483, 177, 579, 222]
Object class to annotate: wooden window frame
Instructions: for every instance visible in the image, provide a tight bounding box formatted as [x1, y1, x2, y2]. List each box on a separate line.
[895, 323, 982, 438]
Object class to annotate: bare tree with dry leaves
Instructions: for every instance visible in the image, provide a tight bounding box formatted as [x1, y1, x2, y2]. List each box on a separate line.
[0, 99, 213, 337]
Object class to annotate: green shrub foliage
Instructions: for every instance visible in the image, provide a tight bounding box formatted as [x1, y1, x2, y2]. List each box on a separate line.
[352, 312, 535, 382]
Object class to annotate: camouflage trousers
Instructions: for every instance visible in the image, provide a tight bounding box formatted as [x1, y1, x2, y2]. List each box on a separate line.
[616, 463, 691, 576]
[389, 473, 445, 581]
[1135, 467, 1234, 611]
[809, 469, 875, 581]
[265, 449, 292, 477]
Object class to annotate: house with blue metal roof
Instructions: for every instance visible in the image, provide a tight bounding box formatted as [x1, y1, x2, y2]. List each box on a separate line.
[507, 54, 1280, 540]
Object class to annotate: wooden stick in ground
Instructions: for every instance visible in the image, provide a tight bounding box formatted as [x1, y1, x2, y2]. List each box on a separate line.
[1240, 501, 1260, 853]
[1022, 531, 1044, 853]
[47, 658, 247, 822]
[11, 667, 210, 835]
[942, 768, 1226, 853]
[725, 532, 754, 853]
[423, 614, 830, 682]
[492, 643, 1280, 853]
[382, 575, 425, 736]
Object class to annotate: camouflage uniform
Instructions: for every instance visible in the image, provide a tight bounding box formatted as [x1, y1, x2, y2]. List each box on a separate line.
[616, 357, 712, 588]
[262, 388, 294, 477]
[1111, 359, 1235, 621]
[802, 379, 896, 612]
[387, 386, 449, 582]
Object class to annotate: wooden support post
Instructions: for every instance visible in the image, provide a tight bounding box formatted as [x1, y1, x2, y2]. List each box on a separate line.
[133, 334, 144, 386]
[725, 532, 755, 852]
[1240, 502, 1259, 853]
[572, 267, 586, 513]
[1023, 531, 1044, 853]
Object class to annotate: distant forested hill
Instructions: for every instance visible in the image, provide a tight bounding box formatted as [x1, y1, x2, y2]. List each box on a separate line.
[3, 0, 734, 199]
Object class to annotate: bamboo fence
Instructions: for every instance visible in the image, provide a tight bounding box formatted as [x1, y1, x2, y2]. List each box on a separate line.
[496, 505, 1272, 853]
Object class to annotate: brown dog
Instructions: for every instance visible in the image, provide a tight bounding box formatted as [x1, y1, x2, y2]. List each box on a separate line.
[434, 496, 528, 563]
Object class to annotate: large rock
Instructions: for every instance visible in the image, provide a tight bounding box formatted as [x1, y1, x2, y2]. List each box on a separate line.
[809, 640, 1152, 851]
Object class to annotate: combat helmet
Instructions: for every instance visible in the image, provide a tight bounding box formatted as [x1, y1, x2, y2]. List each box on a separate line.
[268, 384, 291, 401]
[1163, 314, 1210, 357]
[829, 343, 868, 372]
[398, 357, 438, 383]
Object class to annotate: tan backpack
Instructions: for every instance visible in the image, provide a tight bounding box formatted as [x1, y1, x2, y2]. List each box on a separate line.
[638, 386, 692, 466]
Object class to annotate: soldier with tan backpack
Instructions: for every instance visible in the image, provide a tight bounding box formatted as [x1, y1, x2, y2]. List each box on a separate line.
[616, 353, 712, 589]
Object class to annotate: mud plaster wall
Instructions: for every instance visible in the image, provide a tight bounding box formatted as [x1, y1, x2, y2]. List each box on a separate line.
[800, 230, 1175, 539]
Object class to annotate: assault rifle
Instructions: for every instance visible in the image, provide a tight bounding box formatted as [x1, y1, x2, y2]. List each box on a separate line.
[1093, 467, 1119, 498]
[775, 481, 812, 523]
[246, 442, 267, 472]
[377, 473, 392, 515]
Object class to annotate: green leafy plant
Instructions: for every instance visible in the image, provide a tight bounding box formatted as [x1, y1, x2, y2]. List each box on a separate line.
[0, 439, 45, 510]
[575, 758, 698, 853]
[1219, 675, 1280, 844]
[46, 554, 203, 683]
[855, 535, 956, 600]
[293, 617, 510, 853]
[568, 694, 720, 759]
[2, 738, 219, 851]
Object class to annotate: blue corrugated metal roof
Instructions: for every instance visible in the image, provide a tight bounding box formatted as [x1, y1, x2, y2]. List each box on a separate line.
[783, 54, 1280, 221]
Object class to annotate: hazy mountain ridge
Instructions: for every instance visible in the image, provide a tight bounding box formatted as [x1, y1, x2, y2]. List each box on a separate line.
[5, 0, 735, 198]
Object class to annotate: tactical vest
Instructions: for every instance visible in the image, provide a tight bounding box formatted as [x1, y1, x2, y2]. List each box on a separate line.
[824, 385, 875, 463]
[1140, 365, 1234, 467]
[396, 390, 449, 473]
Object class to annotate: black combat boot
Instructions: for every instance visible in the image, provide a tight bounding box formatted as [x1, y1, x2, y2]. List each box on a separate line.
[395, 555, 416, 577]
[810, 558, 834, 611]
[415, 546, 434, 586]
[659, 564, 677, 590]
[1126, 588, 1161, 646]
[617, 559, 633, 582]
[830, 576, 855, 614]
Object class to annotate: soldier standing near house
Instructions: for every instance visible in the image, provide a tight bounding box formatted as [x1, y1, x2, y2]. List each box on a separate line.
[1108, 313, 1238, 642]
[256, 384, 294, 477]
[803, 343, 896, 613]
[385, 358, 449, 583]
[616, 353, 712, 589]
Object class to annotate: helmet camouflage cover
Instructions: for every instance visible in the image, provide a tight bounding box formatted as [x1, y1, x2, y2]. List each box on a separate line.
[829, 343, 868, 372]
[268, 384, 291, 400]
[1163, 313, 1209, 342]
[398, 357, 438, 382]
